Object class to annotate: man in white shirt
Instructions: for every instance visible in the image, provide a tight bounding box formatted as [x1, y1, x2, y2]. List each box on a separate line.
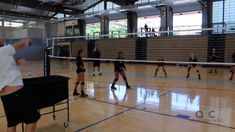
[0, 39, 40, 132]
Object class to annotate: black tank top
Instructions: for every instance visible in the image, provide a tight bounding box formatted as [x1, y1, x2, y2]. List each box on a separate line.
[114, 57, 126, 70]
[189, 57, 197, 62]
[76, 56, 84, 68]
[189, 57, 197, 66]
[158, 58, 164, 66]
[211, 53, 217, 61]
[93, 50, 101, 58]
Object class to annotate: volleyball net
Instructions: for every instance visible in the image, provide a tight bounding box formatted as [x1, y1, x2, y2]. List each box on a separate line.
[46, 26, 235, 69]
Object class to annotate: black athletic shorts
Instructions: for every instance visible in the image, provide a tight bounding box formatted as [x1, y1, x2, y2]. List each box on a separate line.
[76, 68, 86, 74]
[157, 63, 164, 67]
[93, 60, 100, 67]
[114, 68, 124, 72]
[189, 64, 197, 67]
[1, 88, 40, 127]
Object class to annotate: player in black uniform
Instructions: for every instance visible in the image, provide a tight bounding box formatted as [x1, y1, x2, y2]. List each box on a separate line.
[73, 49, 88, 97]
[111, 52, 131, 90]
[229, 51, 235, 81]
[154, 57, 167, 77]
[93, 45, 102, 76]
[186, 53, 201, 80]
[209, 48, 218, 73]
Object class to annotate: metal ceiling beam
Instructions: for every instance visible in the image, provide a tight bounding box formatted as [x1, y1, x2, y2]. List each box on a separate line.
[0, 9, 51, 20]
[0, 0, 83, 15]
[107, 0, 137, 6]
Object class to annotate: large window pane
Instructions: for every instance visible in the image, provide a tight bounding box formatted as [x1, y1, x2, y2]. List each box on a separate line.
[135, 0, 150, 4]
[85, 1, 105, 14]
[4, 21, 24, 27]
[107, 2, 120, 10]
[213, 1, 223, 23]
[138, 16, 161, 37]
[109, 19, 127, 38]
[212, 0, 235, 33]
[224, 0, 235, 33]
[173, 12, 202, 35]
[86, 23, 101, 39]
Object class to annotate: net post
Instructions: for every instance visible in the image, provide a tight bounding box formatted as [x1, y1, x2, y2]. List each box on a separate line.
[44, 47, 51, 77]
[52, 38, 55, 56]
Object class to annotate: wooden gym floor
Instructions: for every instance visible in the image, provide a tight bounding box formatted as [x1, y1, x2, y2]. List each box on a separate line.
[0, 60, 235, 132]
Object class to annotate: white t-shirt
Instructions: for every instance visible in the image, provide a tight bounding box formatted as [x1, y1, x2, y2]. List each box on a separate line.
[0, 45, 23, 91]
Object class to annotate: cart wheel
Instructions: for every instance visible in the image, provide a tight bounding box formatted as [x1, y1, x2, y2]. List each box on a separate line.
[64, 121, 69, 128]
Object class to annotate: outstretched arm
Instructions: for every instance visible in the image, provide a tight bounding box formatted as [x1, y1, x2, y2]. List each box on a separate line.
[12, 39, 31, 52]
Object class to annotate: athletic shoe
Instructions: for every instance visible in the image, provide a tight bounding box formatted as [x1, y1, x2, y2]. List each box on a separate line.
[126, 85, 131, 89]
[80, 91, 88, 98]
[111, 85, 117, 90]
[230, 77, 233, 81]
[73, 91, 80, 96]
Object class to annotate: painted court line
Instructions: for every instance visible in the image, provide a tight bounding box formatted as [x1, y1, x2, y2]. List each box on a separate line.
[75, 95, 235, 130]
[74, 109, 132, 132]
[73, 98, 148, 132]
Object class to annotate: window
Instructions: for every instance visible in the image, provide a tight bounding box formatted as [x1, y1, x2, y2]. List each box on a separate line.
[109, 19, 127, 38]
[224, 0, 235, 33]
[0, 21, 2, 26]
[213, 1, 223, 24]
[173, 12, 202, 35]
[107, 2, 120, 10]
[4, 21, 24, 27]
[85, 1, 105, 14]
[138, 16, 161, 37]
[86, 22, 101, 39]
[66, 26, 73, 36]
[74, 25, 80, 35]
[135, 0, 156, 4]
[212, 0, 235, 33]
[54, 13, 65, 19]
